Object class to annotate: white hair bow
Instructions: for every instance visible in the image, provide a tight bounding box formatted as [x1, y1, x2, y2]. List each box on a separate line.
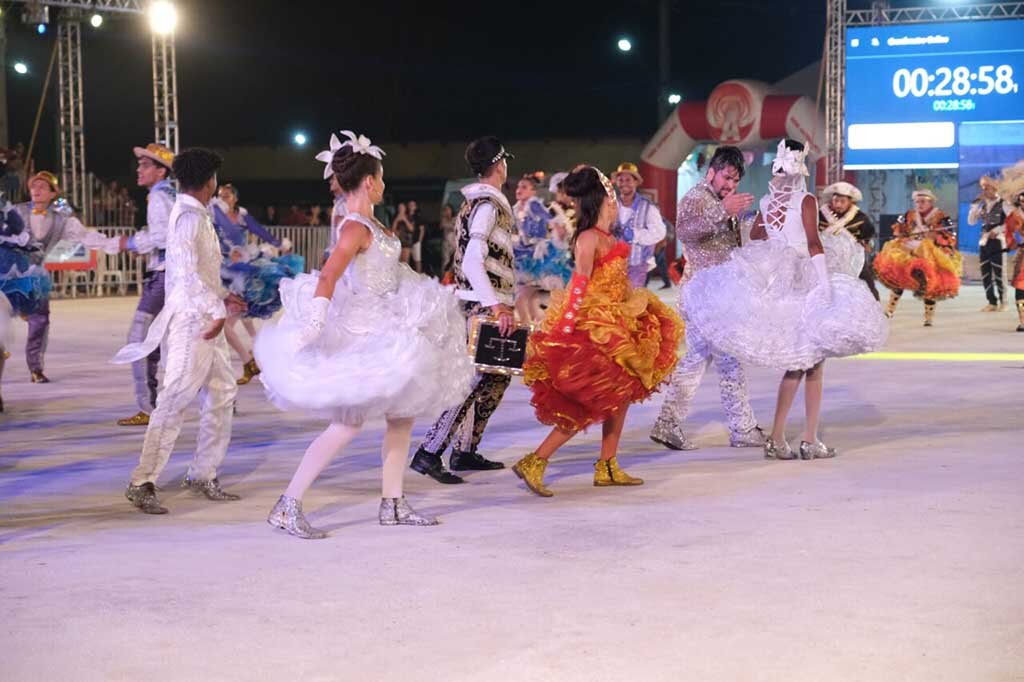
[315, 133, 342, 180]
[339, 130, 385, 160]
[771, 139, 809, 177]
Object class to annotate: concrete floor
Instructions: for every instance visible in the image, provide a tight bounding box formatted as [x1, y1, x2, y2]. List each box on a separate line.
[2, 288, 1022, 682]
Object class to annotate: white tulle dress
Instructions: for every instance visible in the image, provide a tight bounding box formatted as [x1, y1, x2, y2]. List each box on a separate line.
[683, 181, 888, 371]
[254, 213, 474, 425]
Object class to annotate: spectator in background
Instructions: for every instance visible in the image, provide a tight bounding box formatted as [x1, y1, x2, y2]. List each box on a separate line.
[309, 204, 324, 226]
[392, 202, 415, 264]
[3, 143, 24, 200]
[285, 204, 307, 225]
[421, 219, 444, 278]
[265, 205, 278, 224]
[440, 203, 456, 274]
[408, 200, 425, 272]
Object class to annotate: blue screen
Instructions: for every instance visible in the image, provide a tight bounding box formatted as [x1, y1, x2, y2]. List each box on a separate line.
[845, 19, 1024, 168]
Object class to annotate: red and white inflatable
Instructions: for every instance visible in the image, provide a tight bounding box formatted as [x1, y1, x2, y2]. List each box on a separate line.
[639, 79, 826, 223]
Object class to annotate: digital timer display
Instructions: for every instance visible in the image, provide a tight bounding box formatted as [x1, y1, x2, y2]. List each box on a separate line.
[845, 19, 1024, 169]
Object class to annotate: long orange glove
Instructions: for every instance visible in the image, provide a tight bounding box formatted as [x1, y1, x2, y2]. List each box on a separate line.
[553, 272, 589, 336]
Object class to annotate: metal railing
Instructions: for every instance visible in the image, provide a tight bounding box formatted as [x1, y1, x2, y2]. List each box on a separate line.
[48, 225, 333, 299]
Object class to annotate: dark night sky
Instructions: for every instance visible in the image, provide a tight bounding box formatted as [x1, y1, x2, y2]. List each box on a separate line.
[5, 0, 848, 180]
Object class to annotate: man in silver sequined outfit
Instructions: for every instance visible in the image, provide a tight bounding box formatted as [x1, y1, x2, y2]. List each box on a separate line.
[650, 146, 764, 451]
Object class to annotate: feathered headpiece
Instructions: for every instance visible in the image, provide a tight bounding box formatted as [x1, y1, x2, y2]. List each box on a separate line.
[995, 162, 1024, 205]
[771, 139, 809, 177]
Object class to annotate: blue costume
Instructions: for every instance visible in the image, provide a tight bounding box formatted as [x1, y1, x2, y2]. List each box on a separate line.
[513, 197, 571, 290]
[210, 201, 288, 319]
[0, 197, 50, 317]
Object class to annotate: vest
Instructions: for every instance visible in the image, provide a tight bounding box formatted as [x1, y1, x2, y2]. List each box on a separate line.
[453, 196, 516, 305]
[15, 201, 73, 265]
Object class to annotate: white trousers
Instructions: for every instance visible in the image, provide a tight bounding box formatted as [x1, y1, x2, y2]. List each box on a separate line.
[658, 322, 757, 436]
[130, 315, 238, 485]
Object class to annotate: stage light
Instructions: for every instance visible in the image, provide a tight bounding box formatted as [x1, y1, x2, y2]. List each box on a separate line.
[667, 93, 682, 105]
[149, 1, 177, 35]
[293, 132, 308, 146]
[617, 38, 632, 52]
[90, 13, 103, 28]
[37, 23, 46, 35]
[14, 62, 28, 75]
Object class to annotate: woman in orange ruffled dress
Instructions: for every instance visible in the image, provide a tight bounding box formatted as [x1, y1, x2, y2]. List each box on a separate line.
[511, 166, 682, 497]
[874, 188, 961, 327]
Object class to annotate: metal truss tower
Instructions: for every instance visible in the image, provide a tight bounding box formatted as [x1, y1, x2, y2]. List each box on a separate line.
[151, 32, 179, 153]
[56, 16, 86, 213]
[824, 0, 846, 185]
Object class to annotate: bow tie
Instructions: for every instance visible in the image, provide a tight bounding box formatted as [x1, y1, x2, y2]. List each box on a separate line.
[32, 207, 48, 215]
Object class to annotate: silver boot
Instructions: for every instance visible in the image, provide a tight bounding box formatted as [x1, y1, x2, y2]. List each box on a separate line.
[267, 495, 327, 539]
[125, 482, 168, 515]
[379, 497, 439, 526]
[649, 413, 697, 451]
[730, 425, 766, 448]
[764, 437, 796, 460]
[182, 476, 241, 501]
[799, 440, 838, 460]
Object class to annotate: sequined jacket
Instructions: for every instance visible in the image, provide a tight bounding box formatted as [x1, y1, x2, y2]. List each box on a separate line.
[675, 180, 740, 282]
[895, 208, 957, 252]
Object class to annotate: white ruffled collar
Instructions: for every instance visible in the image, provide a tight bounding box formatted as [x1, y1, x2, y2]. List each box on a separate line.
[462, 182, 512, 215]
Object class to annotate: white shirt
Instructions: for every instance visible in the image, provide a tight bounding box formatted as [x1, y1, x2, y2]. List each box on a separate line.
[616, 195, 667, 247]
[164, 194, 228, 321]
[29, 212, 121, 255]
[128, 182, 175, 271]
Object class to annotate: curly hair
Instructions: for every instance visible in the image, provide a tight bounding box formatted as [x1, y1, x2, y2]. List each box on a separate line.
[172, 148, 222, 192]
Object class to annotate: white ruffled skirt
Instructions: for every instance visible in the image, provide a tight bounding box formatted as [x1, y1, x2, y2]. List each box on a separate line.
[682, 231, 888, 371]
[254, 268, 475, 425]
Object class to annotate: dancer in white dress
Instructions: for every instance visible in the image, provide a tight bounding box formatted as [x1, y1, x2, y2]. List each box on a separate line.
[684, 140, 888, 460]
[256, 131, 474, 539]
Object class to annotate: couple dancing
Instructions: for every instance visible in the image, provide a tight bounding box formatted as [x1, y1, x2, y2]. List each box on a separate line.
[651, 141, 888, 460]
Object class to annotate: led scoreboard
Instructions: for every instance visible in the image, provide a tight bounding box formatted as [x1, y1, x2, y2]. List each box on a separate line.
[844, 19, 1024, 168]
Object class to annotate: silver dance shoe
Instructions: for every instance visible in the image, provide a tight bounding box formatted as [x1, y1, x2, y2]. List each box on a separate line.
[730, 426, 766, 448]
[799, 440, 838, 460]
[764, 437, 796, 460]
[125, 482, 168, 515]
[182, 476, 241, 501]
[649, 414, 698, 451]
[267, 495, 327, 539]
[379, 497, 439, 526]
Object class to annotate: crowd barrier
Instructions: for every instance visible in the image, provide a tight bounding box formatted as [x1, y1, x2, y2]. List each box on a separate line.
[48, 225, 332, 300]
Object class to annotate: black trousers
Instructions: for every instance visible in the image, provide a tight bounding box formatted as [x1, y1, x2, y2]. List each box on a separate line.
[979, 240, 1005, 306]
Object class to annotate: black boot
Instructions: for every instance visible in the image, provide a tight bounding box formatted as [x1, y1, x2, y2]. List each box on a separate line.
[449, 448, 505, 471]
[410, 447, 465, 484]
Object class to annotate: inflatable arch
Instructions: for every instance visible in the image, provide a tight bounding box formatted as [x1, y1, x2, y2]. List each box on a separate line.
[639, 79, 827, 224]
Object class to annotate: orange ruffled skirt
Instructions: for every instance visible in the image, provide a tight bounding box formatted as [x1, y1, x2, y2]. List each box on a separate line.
[524, 253, 683, 433]
[873, 238, 962, 300]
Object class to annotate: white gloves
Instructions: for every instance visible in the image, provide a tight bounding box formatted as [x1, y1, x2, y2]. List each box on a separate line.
[811, 254, 832, 304]
[298, 296, 330, 347]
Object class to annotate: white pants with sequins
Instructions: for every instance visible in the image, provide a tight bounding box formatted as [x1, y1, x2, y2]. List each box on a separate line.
[658, 322, 757, 437]
[130, 315, 237, 486]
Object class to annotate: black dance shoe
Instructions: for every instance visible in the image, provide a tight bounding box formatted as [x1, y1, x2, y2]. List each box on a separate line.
[410, 448, 465, 484]
[449, 449, 505, 471]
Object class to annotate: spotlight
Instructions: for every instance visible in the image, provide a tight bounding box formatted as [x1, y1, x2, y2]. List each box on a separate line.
[617, 38, 632, 52]
[667, 93, 682, 105]
[90, 13, 103, 28]
[14, 62, 28, 75]
[149, 1, 177, 35]
[293, 132, 308, 147]
[37, 23, 47, 35]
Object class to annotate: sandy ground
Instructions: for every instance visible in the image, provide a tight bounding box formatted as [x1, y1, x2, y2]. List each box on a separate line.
[1, 288, 1022, 682]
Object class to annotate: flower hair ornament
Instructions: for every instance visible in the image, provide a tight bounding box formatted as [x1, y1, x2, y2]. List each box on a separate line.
[771, 139, 809, 177]
[339, 130, 385, 160]
[315, 133, 342, 180]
